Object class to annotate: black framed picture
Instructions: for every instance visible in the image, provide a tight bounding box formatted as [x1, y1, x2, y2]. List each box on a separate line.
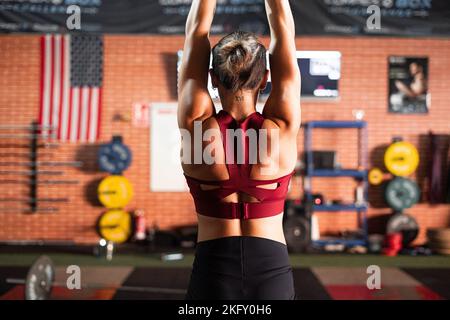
[388, 56, 429, 114]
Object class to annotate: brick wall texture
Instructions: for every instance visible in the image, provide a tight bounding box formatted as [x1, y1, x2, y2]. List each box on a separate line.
[0, 35, 449, 244]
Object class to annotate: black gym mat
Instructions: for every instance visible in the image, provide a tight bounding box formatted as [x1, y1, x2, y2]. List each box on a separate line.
[401, 268, 450, 300]
[3, 266, 445, 300]
[292, 268, 331, 300]
[112, 267, 191, 300]
[113, 267, 332, 300]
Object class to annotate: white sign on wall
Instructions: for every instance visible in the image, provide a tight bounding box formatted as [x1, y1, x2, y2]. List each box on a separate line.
[150, 103, 188, 192]
[132, 102, 150, 127]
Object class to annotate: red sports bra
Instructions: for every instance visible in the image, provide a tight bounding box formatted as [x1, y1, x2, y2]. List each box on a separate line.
[184, 110, 293, 220]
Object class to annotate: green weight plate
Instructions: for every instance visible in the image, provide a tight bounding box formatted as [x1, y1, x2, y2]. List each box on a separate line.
[385, 177, 420, 211]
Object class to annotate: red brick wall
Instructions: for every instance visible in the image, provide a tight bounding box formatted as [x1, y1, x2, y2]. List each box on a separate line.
[0, 35, 449, 244]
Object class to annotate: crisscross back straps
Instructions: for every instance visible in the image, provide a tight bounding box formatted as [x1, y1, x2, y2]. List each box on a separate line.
[216, 110, 264, 177]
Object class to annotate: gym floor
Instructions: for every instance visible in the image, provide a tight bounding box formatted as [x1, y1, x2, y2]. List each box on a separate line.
[1, 253, 449, 300]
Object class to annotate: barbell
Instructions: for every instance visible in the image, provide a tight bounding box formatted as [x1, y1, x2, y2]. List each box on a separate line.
[0, 179, 79, 185]
[0, 143, 59, 149]
[0, 153, 53, 158]
[0, 170, 64, 176]
[0, 198, 69, 204]
[5, 255, 187, 300]
[0, 207, 59, 213]
[0, 124, 56, 131]
[0, 134, 56, 139]
[0, 161, 83, 167]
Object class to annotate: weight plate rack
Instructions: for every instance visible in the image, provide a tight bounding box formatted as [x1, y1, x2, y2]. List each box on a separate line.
[0, 121, 80, 213]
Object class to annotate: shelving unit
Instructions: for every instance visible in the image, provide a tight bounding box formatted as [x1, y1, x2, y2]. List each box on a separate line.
[303, 120, 368, 247]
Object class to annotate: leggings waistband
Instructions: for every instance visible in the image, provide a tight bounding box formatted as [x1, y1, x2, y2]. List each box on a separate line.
[196, 236, 287, 247]
[192, 236, 291, 278]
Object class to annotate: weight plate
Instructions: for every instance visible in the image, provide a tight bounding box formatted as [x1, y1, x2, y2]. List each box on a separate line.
[385, 177, 420, 211]
[283, 215, 310, 253]
[98, 140, 132, 175]
[386, 213, 419, 246]
[368, 168, 384, 185]
[98, 209, 133, 243]
[384, 141, 419, 177]
[25, 255, 55, 300]
[98, 175, 134, 208]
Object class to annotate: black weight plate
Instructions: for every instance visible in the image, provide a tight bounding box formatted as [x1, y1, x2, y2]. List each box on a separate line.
[98, 141, 132, 174]
[283, 215, 310, 253]
[385, 177, 420, 211]
[386, 213, 419, 246]
[25, 255, 55, 300]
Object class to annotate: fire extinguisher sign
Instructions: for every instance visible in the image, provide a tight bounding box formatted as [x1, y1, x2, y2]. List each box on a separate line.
[132, 102, 150, 128]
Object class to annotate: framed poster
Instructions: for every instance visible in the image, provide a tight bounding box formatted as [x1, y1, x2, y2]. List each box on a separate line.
[389, 56, 429, 114]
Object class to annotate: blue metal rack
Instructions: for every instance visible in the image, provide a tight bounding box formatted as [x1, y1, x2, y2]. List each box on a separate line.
[303, 120, 368, 248]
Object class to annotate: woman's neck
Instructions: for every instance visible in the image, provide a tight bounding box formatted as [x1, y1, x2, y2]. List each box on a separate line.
[219, 89, 258, 122]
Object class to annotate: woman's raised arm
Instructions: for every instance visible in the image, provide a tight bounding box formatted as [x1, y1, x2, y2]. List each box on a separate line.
[178, 0, 217, 130]
[263, 0, 301, 133]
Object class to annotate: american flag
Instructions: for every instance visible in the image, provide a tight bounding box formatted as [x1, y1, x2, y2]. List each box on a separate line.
[39, 34, 103, 143]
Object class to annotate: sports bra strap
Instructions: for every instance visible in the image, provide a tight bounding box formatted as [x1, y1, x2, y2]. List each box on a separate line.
[216, 110, 265, 178]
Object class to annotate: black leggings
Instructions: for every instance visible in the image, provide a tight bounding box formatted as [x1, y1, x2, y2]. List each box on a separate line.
[185, 236, 296, 300]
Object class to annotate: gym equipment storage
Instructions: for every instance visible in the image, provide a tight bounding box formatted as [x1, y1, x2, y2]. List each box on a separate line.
[303, 120, 369, 248]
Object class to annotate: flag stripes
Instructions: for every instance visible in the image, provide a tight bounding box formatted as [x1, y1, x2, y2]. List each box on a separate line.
[39, 34, 102, 143]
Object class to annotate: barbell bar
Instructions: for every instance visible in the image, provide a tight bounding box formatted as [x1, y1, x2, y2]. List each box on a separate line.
[0, 170, 65, 176]
[0, 179, 79, 185]
[0, 153, 53, 158]
[0, 207, 59, 213]
[0, 143, 59, 149]
[0, 161, 83, 167]
[0, 198, 69, 203]
[0, 124, 57, 130]
[5, 255, 187, 300]
[6, 278, 187, 295]
[0, 134, 56, 139]
[6, 278, 186, 294]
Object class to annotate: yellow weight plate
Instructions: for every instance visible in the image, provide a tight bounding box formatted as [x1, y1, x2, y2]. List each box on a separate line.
[368, 168, 384, 185]
[384, 142, 419, 177]
[98, 209, 133, 243]
[98, 175, 134, 208]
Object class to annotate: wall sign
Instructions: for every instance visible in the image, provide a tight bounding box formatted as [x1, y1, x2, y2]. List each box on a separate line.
[150, 103, 187, 192]
[1, 0, 449, 37]
[132, 102, 150, 128]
